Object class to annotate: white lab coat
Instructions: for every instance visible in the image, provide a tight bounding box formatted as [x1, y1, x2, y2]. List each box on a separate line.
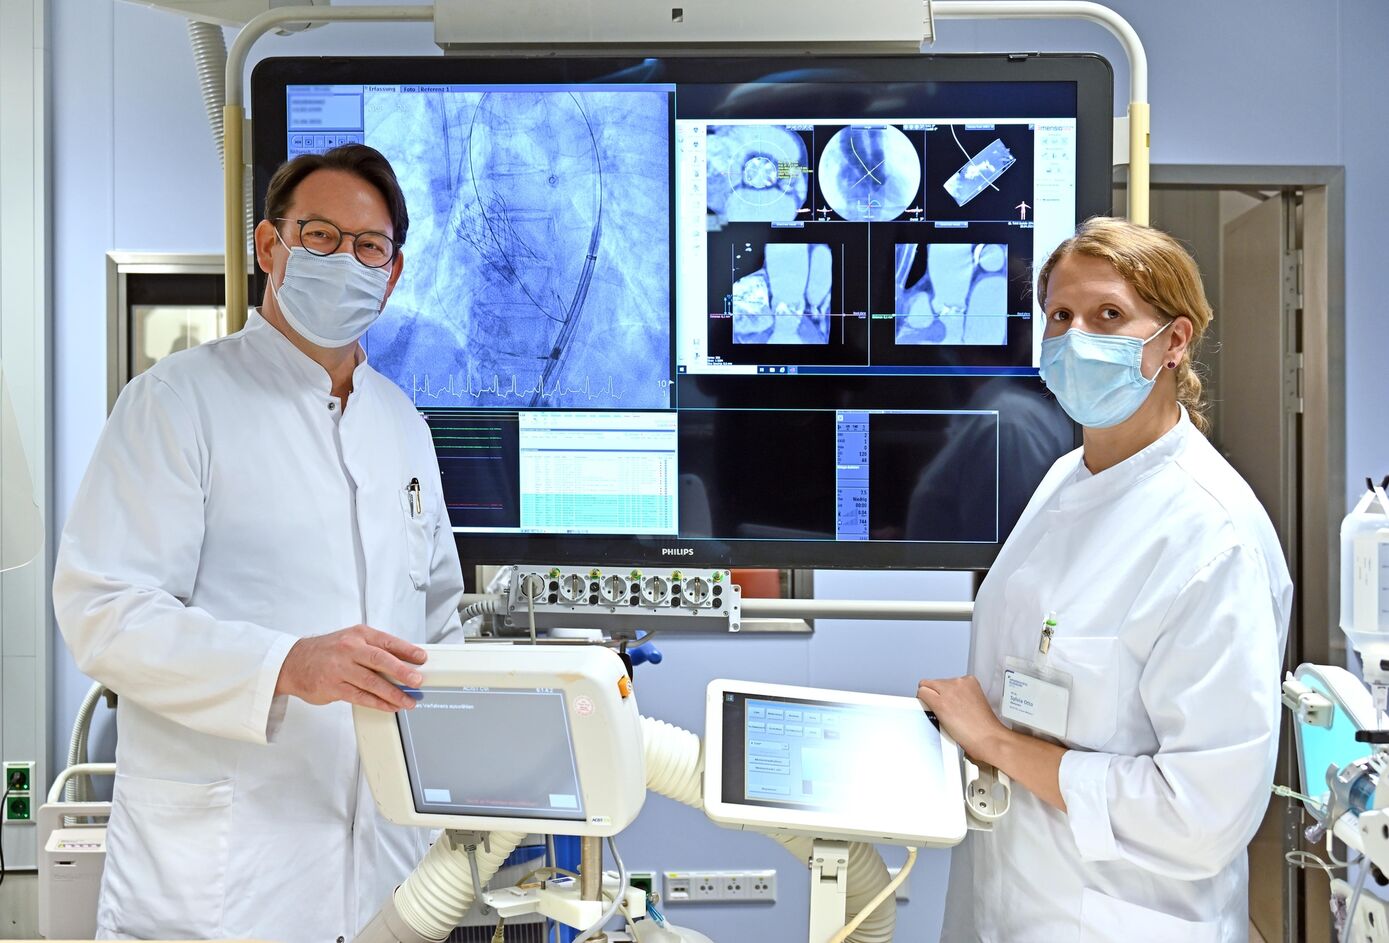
[53, 310, 466, 943]
[942, 408, 1292, 943]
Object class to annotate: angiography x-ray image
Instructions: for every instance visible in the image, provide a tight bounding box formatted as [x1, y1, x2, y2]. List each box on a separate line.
[943, 132, 1017, 208]
[706, 125, 811, 223]
[362, 90, 671, 409]
[819, 125, 921, 222]
[731, 243, 834, 345]
[895, 243, 1008, 345]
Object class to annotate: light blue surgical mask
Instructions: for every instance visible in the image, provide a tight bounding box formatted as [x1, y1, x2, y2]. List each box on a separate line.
[1039, 321, 1172, 429]
[270, 232, 391, 348]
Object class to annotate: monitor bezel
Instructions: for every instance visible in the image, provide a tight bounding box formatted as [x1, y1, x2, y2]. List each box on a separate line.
[250, 54, 1110, 570]
[703, 678, 968, 847]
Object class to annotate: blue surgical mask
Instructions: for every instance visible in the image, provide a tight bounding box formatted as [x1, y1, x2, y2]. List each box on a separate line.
[270, 233, 391, 348]
[1039, 322, 1172, 428]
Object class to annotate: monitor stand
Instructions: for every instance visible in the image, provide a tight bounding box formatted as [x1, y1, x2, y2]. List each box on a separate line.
[806, 839, 852, 943]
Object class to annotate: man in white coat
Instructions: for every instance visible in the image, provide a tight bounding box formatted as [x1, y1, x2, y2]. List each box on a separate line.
[53, 144, 461, 943]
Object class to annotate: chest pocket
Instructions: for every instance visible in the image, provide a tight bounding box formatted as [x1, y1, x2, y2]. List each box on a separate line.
[1049, 636, 1121, 751]
[399, 487, 431, 590]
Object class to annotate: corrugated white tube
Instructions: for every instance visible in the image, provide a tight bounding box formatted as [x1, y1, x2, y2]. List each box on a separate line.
[187, 20, 226, 165]
[775, 836, 896, 943]
[642, 716, 705, 808]
[187, 19, 253, 251]
[66, 682, 106, 802]
[641, 715, 896, 942]
[392, 831, 528, 941]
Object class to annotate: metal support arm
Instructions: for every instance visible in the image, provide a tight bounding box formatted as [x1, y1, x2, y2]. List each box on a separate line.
[222, 5, 434, 324]
[932, 1, 1150, 223]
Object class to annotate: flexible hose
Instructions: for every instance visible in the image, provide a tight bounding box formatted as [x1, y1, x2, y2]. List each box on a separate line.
[187, 21, 226, 166]
[459, 596, 499, 622]
[827, 847, 916, 943]
[640, 715, 897, 942]
[66, 682, 106, 803]
[641, 716, 705, 808]
[774, 836, 896, 943]
[392, 831, 528, 941]
[188, 19, 254, 254]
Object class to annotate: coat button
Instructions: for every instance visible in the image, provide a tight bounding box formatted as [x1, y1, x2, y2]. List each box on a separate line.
[328, 401, 336, 411]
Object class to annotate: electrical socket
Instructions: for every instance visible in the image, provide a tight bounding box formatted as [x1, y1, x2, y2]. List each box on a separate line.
[629, 870, 656, 903]
[3, 794, 31, 822]
[693, 872, 719, 900]
[3, 761, 34, 794]
[745, 869, 777, 902]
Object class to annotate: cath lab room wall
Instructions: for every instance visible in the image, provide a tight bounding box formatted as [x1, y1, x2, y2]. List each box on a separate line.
[47, 2, 1388, 940]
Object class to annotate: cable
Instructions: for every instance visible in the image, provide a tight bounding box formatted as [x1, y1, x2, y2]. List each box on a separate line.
[0, 785, 8, 887]
[1287, 849, 1342, 886]
[826, 846, 917, 943]
[572, 836, 627, 943]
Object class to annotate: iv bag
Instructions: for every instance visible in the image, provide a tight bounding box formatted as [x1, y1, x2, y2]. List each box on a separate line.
[0, 365, 42, 572]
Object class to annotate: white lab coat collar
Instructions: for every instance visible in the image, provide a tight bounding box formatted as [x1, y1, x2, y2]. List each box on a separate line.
[245, 308, 373, 396]
[1058, 405, 1195, 512]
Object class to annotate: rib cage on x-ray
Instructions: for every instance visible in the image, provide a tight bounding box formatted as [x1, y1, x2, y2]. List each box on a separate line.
[362, 90, 671, 409]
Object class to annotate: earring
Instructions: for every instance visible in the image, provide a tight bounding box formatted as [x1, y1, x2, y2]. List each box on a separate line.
[1166, 361, 1177, 369]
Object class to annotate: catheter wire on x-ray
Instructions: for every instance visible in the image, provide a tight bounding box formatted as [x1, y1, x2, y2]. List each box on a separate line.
[463, 93, 605, 409]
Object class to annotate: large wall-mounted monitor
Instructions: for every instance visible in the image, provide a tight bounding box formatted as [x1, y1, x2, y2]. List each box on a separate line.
[251, 55, 1112, 569]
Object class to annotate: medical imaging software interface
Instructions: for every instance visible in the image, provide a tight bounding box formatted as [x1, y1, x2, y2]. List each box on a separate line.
[283, 75, 1079, 554]
[398, 687, 586, 821]
[720, 693, 944, 814]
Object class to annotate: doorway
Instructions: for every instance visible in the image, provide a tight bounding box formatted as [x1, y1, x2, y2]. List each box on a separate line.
[1115, 166, 1346, 943]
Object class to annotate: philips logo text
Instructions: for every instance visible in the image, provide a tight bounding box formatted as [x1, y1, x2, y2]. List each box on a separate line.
[661, 548, 695, 556]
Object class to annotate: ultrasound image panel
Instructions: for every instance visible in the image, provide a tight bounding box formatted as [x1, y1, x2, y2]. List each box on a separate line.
[707, 125, 811, 223]
[819, 126, 921, 222]
[731, 243, 833, 345]
[361, 89, 671, 409]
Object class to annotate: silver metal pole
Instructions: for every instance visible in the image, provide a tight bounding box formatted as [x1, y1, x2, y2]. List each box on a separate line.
[740, 598, 973, 622]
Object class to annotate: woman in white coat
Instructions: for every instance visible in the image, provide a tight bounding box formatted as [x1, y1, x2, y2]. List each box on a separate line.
[918, 217, 1293, 943]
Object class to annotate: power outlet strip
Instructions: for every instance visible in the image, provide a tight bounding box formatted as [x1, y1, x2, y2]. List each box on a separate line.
[505, 566, 743, 634]
[663, 869, 776, 904]
[3, 761, 35, 824]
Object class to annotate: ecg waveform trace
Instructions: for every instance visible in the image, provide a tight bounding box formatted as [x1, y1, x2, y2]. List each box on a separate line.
[409, 371, 634, 407]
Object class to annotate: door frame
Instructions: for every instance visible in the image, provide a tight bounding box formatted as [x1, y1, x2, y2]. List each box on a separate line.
[1117, 163, 1346, 943]
[1115, 163, 1346, 664]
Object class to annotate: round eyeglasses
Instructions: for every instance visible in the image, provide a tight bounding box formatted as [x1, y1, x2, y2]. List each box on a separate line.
[274, 217, 398, 269]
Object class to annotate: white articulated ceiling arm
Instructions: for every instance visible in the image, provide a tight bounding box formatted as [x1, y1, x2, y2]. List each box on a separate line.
[931, 1, 1150, 224]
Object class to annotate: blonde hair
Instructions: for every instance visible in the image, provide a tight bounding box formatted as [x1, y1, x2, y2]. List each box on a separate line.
[1036, 217, 1215, 434]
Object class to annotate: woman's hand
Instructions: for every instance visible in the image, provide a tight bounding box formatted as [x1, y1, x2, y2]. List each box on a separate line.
[917, 675, 1070, 812]
[916, 676, 1010, 767]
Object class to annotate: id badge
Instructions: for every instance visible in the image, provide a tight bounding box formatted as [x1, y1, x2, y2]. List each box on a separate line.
[1001, 655, 1072, 741]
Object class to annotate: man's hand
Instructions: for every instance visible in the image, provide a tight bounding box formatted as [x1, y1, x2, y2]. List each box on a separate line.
[916, 676, 1010, 766]
[276, 625, 427, 712]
